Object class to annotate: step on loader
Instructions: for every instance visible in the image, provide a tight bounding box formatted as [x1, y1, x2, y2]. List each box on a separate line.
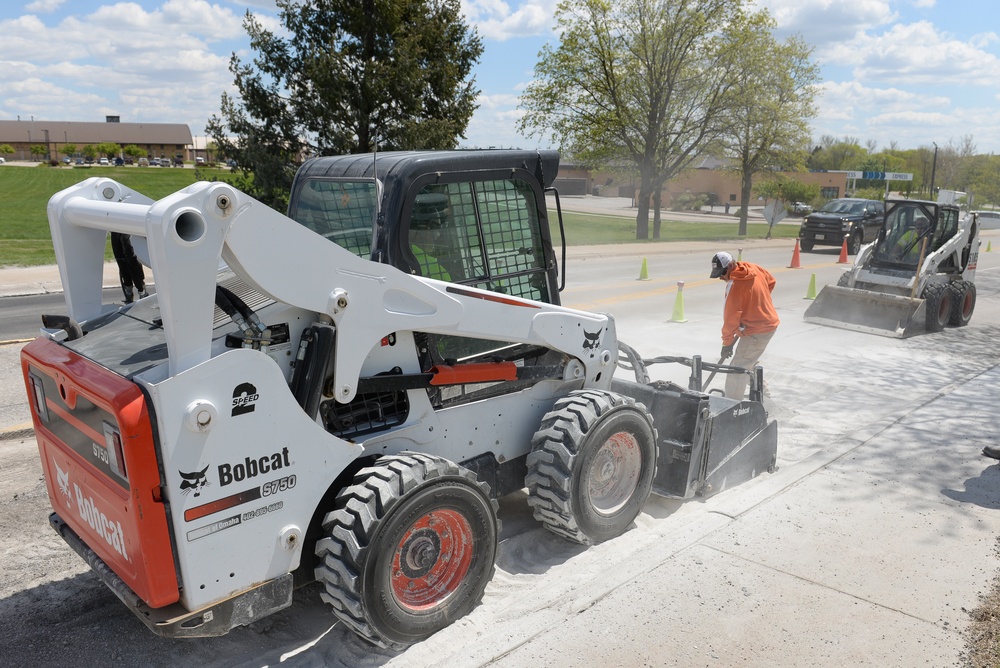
[804, 198, 980, 337]
[21, 150, 777, 649]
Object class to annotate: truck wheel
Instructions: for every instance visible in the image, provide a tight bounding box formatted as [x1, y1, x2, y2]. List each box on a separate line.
[922, 283, 952, 332]
[799, 240, 813, 252]
[314, 453, 498, 649]
[847, 232, 862, 255]
[949, 281, 976, 327]
[526, 390, 656, 545]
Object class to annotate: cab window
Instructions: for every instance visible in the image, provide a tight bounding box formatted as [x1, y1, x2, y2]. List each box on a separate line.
[288, 179, 378, 259]
[407, 178, 550, 303]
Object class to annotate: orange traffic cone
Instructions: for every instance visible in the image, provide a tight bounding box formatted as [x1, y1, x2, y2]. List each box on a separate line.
[837, 237, 849, 264]
[788, 239, 801, 269]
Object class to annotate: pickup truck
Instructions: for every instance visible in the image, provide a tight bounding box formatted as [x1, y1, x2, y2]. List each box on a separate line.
[798, 198, 885, 255]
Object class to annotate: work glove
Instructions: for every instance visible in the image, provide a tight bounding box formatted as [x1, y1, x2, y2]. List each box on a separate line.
[721, 343, 734, 361]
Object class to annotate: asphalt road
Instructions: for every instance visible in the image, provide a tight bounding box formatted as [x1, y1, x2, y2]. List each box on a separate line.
[3, 237, 1000, 667]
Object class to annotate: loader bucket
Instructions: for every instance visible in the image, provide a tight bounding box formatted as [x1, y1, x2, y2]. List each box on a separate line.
[610, 379, 777, 499]
[803, 285, 926, 338]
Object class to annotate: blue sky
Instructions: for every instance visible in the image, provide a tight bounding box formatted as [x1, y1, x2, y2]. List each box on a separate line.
[1, 0, 998, 154]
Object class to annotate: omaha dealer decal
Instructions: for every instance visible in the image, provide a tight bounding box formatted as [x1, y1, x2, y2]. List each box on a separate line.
[231, 382, 259, 417]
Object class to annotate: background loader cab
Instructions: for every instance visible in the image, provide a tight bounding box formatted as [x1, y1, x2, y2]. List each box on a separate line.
[804, 198, 979, 337]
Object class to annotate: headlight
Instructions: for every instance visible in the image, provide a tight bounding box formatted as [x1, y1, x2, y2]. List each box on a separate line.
[841, 219, 852, 231]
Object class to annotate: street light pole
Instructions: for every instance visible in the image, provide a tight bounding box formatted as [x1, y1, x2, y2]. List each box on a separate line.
[929, 142, 938, 200]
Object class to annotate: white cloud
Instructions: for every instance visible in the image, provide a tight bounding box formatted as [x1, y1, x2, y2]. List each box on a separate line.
[25, 0, 67, 13]
[850, 21, 1000, 85]
[461, 0, 556, 41]
[753, 0, 897, 49]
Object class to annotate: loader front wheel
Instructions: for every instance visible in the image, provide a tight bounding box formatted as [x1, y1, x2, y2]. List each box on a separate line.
[314, 453, 498, 649]
[949, 281, 976, 327]
[526, 390, 656, 545]
[923, 283, 952, 332]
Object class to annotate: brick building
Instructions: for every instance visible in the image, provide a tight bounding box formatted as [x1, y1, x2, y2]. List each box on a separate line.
[0, 117, 193, 162]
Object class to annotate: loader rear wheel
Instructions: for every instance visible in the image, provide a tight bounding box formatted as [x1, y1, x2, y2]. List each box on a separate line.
[314, 453, 498, 649]
[949, 281, 976, 327]
[922, 283, 952, 333]
[526, 390, 656, 545]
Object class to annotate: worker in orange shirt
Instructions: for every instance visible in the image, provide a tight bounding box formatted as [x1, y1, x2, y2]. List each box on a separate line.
[710, 251, 780, 399]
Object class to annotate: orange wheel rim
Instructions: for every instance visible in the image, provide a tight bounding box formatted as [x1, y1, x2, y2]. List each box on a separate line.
[391, 509, 474, 611]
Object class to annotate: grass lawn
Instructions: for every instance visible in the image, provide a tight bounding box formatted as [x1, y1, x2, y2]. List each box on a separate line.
[0, 164, 798, 267]
[549, 210, 799, 246]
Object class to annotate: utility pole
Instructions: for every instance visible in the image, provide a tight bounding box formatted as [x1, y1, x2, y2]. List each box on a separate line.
[929, 142, 938, 200]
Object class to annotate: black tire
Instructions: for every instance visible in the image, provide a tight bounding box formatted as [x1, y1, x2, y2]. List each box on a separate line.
[526, 390, 657, 545]
[836, 272, 850, 287]
[847, 232, 862, 255]
[799, 240, 814, 252]
[922, 282, 952, 333]
[314, 453, 499, 649]
[948, 281, 976, 327]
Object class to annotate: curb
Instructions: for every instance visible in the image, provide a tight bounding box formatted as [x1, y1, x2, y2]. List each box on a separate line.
[0, 423, 34, 442]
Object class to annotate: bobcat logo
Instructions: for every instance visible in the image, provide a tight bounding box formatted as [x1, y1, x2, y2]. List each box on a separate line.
[179, 466, 210, 497]
[582, 328, 603, 355]
[54, 458, 71, 507]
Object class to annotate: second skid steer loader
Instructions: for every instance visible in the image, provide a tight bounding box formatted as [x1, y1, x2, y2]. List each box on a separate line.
[804, 198, 980, 337]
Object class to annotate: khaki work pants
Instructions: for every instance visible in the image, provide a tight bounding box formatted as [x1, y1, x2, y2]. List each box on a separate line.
[725, 330, 776, 400]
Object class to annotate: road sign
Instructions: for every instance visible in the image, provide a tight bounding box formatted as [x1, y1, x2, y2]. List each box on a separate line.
[858, 171, 913, 181]
[763, 201, 786, 226]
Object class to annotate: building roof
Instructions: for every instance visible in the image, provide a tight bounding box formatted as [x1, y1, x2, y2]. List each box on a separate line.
[0, 120, 193, 145]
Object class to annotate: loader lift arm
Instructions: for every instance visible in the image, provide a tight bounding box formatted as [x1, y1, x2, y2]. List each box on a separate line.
[44, 178, 618, 401]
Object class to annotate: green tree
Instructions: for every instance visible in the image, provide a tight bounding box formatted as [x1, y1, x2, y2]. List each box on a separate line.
[123, 144, 146, 160]
[518, 0, 760, 239]
[30, 145, 46, 160]
[720, 15, 819, 235]
[0, 144, 13, 156]
[753, 175, 819, 208]
[96, 142, 121, 159]
[82, 144, 97, 161]
[207, 0, 483, 210]
[807, 136, 866, 171]
[62, 144, 77, 159]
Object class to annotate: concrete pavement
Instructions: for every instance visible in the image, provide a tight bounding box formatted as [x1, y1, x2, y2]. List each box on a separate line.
[2, 195, 998, 666]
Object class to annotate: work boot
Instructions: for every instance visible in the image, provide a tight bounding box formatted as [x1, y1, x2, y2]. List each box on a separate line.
[122, 285, 134, 304]
[138, 289, 149, 299]
[983, 444, 1000, 460]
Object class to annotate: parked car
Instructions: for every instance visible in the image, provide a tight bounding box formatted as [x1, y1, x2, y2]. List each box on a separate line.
[62, 157, 72, 165]
[195, 156, 205, 165]
[124, 157, 134, 165]
[791, 202, 813, 215]
[76, 158, 85, 165]
[137, 157, 149, 167]
[115, 157, 124, 166]
[173, 156, 184, 166]
[85, 157, 94, 165]
[0, 157, 5, 164]
[798, 198, 885, 255]
[98, 157, 109, 166]
[150, 158, 161, 167]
